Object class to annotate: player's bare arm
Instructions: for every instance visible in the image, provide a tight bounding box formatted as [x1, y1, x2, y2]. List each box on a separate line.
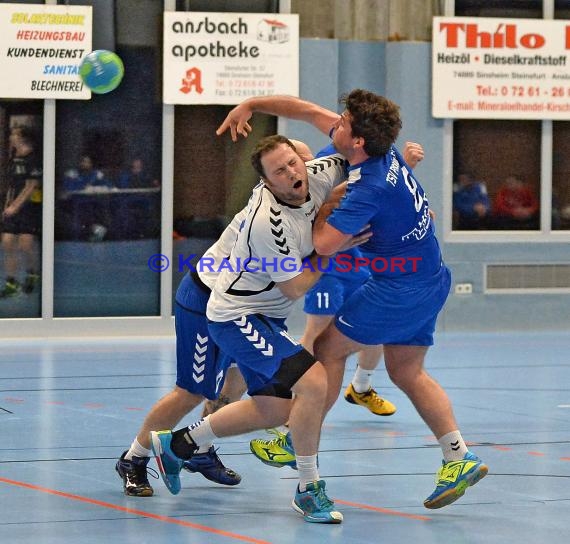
[326, 181, 348, 207]
[216, 96, 339, 142]
[276, 223, 369, 299]
[312, 209, 351, 257]
[276, 252, 330, 300]
[312, 200, 372, 257]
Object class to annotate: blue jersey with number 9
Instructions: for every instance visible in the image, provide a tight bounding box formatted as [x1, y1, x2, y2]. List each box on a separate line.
[326, 145, 443, 281]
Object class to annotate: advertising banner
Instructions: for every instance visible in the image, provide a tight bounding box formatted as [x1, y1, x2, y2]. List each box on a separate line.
[163, 12, 299, 105]
[0, 3, 92, 99]
[432, 17, 570, 119]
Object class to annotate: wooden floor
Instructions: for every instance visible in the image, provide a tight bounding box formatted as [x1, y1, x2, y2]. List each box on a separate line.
[1, 330, 569, 544]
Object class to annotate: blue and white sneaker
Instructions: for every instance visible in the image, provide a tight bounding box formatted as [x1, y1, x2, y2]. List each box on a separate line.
[292, 480, 343, 524]
[150, 430, 184, 495]
[182, 446, 241, 486]
[424, 451, 488, 509]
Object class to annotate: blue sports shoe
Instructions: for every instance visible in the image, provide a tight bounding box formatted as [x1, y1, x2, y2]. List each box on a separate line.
[424, 452, 488, 509]
[182, 446, 241, 486]
[150, 430, 184, 495]
[292, 480, 343, 524]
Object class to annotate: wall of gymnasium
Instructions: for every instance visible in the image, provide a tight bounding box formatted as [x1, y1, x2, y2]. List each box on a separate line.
[293, 38, 570, 332]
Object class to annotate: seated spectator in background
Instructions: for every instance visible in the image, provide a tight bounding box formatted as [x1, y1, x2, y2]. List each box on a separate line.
[113, 159, 160, 239]
[62, 155, 112, 193]
[116, 158, 159, 189]
[60, 155, 113, 241]
[452, 172, 490, 230]
[494, 174, 539, 229]
[559, 203, 570, 229]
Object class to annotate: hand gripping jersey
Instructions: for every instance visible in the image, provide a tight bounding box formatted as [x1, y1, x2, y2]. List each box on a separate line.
[207, 154, 347, 322]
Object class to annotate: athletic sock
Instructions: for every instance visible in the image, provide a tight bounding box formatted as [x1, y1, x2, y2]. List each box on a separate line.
[296, 455, 319, 492]
[438, 430, 468, 461]
[352, 365, 374, 393]
[171, 416, 216, 459]
[195, 443, 213, 454]
[125, 438, 151, 460]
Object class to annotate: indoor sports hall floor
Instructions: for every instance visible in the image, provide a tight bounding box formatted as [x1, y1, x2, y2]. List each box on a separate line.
[1, 330, 569, 544]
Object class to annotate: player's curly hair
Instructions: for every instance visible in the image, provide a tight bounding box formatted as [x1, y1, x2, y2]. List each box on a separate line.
[250, 134, 296, 178]
[341, 89, 401, 157]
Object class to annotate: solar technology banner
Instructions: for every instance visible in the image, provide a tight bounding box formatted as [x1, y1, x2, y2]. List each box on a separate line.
[0, 3, 92, 99]
[432, 17, 570, 119]
[163, 12, 299, 105]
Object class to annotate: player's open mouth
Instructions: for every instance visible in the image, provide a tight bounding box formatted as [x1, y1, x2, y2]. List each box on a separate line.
[293, 180, 303, 189]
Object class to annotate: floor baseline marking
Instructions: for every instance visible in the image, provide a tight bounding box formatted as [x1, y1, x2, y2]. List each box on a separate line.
[333, 498, 432, 521]
[0, 476, 271, 544]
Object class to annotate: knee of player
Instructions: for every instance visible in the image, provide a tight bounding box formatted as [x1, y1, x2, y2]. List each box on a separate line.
[172, 385, 204, 408]
[312, 332, 329, 360]
[293, 362, 328, 400]
[385, 362, 421, 390]
[313, 329, 351, 364]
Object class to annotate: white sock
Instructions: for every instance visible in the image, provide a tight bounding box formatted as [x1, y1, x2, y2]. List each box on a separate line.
[296, 455, 319, 492]
[125, 438, 152, 460]
[438, 430, 468, 461]
[352, 365, 373, 393]
[188, 415, 217, 452]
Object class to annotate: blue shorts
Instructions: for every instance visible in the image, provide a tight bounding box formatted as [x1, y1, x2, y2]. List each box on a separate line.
[334, 265, 452, 346]
[208, 314, 312, 398]
[174, 273, 233, 400]
[303, 274, 367, 316]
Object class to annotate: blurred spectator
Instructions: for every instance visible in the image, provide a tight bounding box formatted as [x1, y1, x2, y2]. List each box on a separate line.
[1, 126, 42, 297]
[452, 172, 490, 230]
[494, 175, 539, 229]
[555, 189, 570, 230]
[60, 155, 113, 240]
[116, 158, 159, 189]
[560, 204, 570, 228]
[62, 155, 112, 193]
[112, 158, 160, 239]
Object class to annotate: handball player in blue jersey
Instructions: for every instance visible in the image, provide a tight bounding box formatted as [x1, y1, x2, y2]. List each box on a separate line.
[302, 143, 396, 417]
[216, 89, 488, 510]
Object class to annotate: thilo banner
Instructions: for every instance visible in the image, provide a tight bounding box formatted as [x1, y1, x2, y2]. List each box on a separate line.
[432, 17, 570, 120]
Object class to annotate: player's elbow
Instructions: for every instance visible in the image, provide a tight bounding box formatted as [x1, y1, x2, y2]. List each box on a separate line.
[313, 237, 338, 257]
[278, 283, 304, 301]
[286, 287, 305, 301]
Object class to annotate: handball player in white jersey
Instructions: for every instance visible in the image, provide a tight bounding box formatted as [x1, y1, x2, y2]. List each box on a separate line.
[151, 135, 368, 523]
